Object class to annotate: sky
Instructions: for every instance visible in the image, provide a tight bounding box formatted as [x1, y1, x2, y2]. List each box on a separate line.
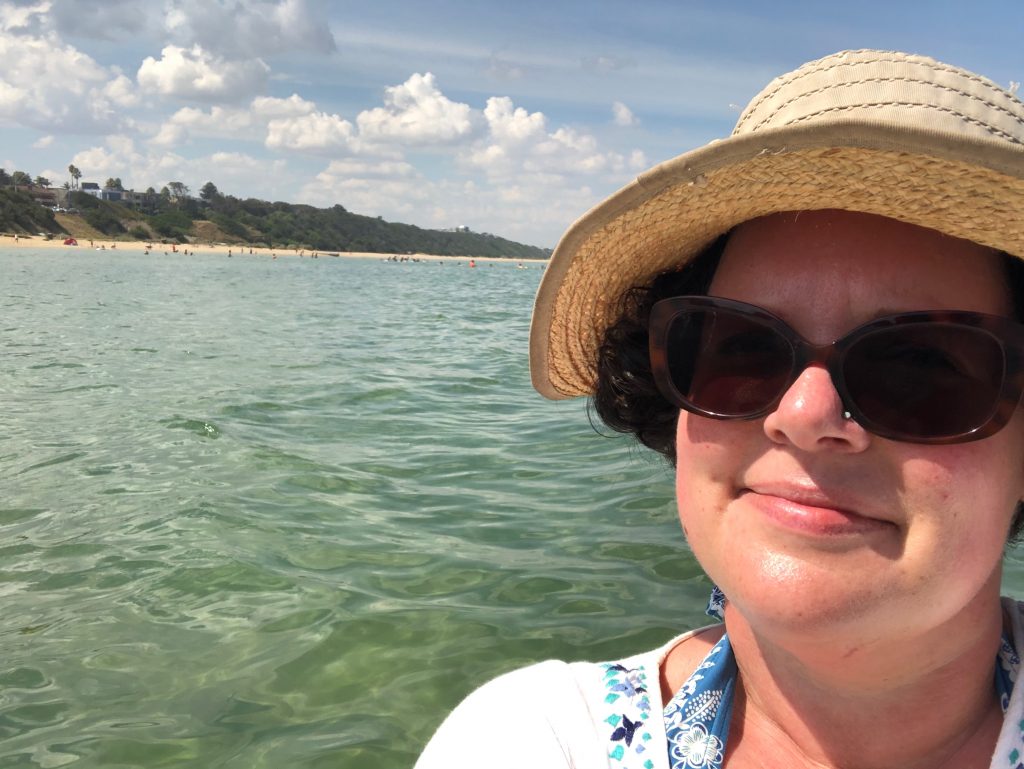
[1, 1, 1023, 248]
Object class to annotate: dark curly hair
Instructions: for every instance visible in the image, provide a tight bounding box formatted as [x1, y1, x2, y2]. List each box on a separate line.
[591, 233, 1024, 542]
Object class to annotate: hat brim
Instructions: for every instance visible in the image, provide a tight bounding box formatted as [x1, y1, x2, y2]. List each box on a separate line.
[530, 121, 1024, 400]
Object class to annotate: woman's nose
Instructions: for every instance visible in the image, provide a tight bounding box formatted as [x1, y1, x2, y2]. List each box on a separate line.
[761, 364, 871, 452]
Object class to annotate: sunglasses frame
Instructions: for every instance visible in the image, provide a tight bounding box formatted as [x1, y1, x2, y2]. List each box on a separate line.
[649, 295, 1024, 444]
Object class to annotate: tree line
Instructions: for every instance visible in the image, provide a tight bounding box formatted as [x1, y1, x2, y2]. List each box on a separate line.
[0, 174, 551, 258]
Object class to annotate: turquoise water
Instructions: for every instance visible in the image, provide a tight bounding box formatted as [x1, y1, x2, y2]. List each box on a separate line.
[2, 249, 706, 768]
[4, 247, 1024, 768]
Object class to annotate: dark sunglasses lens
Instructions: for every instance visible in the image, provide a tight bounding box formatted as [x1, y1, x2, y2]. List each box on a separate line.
[844, 324, 1005, 439]
[666, 308, 794, 415]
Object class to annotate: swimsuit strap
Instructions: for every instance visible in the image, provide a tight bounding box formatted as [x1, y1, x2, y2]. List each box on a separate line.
[663, 634, 735, 769]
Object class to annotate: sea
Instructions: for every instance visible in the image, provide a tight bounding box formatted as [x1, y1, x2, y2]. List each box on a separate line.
[4, 246, 1024, 768]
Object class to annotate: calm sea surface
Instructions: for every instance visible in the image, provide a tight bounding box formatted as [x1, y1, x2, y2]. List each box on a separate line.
[4, 247, 1024, 768]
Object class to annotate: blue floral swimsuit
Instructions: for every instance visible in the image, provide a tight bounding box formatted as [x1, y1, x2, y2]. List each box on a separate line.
[599, 588, 1023, 769]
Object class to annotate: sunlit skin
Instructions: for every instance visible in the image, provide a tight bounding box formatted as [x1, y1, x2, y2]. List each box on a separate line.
[665, 210, 1024, 768]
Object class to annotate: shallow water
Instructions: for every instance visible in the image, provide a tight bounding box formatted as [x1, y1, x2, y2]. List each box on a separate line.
[3, 247, 1024, 767]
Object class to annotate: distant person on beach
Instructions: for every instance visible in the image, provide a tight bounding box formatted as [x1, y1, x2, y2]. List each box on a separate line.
[418, 50, 1024, 769]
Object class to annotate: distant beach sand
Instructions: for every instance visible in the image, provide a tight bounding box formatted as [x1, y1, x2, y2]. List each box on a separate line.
[0, 234, 547, 264]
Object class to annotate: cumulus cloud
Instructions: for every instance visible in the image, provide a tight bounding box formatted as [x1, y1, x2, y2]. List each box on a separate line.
[612, 101, 638, 127]
[163, 0, 335, 58]
[0, 1, 48, 34]
[150, 104, 255, 146]
[265, 111, 356, 153]
[315, 158, 416, 178]
[102, 74, 139, 107]
[357, 73, 475, 145]
[483, 97, 545, 144]
[70, 136, 288, 200]
[251, 94, 318, 120]
[300, 158, 433, 221]
[31, 134, 53, 148]
[149, 92, 364, 156]
[299, 156, 599, 247]
[0, 15, 136, 131]
[138, 44, 269, 102]
[464, 95, 632, 180]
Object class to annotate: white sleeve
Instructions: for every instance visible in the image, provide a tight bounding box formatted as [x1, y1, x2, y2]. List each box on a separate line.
[414, 660, 609, 769]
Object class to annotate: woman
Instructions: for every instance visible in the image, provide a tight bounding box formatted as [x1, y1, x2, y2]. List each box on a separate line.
[417, 49, 1024, 768]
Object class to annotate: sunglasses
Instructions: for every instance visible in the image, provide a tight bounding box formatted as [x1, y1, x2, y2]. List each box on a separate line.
[648, 296, 1024, 444]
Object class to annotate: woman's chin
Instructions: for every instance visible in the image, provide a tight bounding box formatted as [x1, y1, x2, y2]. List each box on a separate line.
[711, 550, 906, 640]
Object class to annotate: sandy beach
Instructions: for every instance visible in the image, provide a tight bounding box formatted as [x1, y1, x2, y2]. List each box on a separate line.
[0, 233, 547, 264]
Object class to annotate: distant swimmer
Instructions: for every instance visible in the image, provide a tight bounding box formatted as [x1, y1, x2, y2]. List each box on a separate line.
[469, 259, 476, 268]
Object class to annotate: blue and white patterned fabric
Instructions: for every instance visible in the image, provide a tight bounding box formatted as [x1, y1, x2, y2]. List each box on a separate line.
[647, 589, 1022, 769]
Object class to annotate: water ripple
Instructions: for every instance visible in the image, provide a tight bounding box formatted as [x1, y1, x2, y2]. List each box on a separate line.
[3, 250, 739, 766]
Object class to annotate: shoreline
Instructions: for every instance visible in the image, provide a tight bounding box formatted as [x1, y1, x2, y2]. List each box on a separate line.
[0, 234, 548, 264]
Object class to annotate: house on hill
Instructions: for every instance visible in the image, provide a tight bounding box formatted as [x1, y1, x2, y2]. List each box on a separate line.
[81, 182, 101, 197]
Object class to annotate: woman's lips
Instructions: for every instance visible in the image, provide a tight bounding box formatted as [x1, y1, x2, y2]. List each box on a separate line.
[740, 487, 892, 536]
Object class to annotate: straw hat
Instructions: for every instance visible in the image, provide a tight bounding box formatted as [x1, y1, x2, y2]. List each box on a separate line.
[530, 49, 1024, 400]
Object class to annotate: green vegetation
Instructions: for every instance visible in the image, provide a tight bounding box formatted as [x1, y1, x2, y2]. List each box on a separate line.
[0, 188, 62, 235]
[0, 174, 550, 258]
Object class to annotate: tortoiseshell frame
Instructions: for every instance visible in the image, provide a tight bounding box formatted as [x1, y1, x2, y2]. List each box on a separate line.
[649, 295, 1024, 445]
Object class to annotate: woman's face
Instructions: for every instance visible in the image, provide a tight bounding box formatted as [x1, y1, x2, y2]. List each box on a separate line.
[675, 209, 1024, 642]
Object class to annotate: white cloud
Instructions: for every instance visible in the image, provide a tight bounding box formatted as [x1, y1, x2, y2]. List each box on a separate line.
[0, 1, 48, 34]
[150, 94, 322, 148]
[32, 134, 53, 149]
[483, 96, 545, 144]
[150, 104, 257, 146]
[265, 111, 356, 153]
[357, 73, 475, 145]
[70, 136, 288, 200]
[612, 101, 638, 127]
[316, 159, 417, 179]
[137, 44, 269, 102]
[102, 74, 139, 108]
[251, 94, 318, 120]
[465, 96, 631, 181]
[298, 151, 611, 247]
[0, 20, 133, 131]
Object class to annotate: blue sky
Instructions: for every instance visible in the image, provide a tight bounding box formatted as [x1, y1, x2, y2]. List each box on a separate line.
[1, 0, 1022, 247]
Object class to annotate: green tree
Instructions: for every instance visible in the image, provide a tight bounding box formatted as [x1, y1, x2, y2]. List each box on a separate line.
[104, 177, 123, 190]
[68, 164, 81, 190]
[11, 171, 32, 188]
[199, 181, 220, 201]
[35, 175, 51, 187]
[0, 169, 9, 186]
[167, 181, 189, 200]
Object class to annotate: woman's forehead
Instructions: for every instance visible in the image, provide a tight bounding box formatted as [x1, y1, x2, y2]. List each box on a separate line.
[709, 209, 1011, 318]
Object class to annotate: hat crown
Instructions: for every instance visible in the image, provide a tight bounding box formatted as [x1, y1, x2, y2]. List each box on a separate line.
[733, 49, 1024, 147]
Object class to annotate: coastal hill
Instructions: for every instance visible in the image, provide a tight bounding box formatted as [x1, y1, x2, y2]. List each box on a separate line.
[0, 184, 551, 259]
